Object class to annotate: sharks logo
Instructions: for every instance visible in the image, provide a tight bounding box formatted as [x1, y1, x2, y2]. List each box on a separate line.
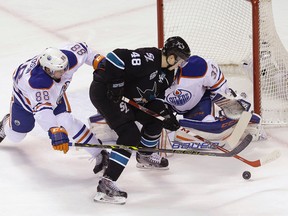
[166, 89, 192, 106]
[135, 82, 157, 102]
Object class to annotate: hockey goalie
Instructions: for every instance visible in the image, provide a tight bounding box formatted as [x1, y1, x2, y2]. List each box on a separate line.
[164, 55, 266, 148]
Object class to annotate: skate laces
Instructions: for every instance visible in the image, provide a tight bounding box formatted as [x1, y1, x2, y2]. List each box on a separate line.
[102, 177, 122, 192]
[147, 153, 162, 164]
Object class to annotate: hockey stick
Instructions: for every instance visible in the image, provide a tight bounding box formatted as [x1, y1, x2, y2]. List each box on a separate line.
[69, 134, 251, 157]
[177, 126, 281, 167]
[122, 96, 281, 167]
[121, 96, 251, 149]
[232, 150, 281, 167]
[123, 96, 280, 167]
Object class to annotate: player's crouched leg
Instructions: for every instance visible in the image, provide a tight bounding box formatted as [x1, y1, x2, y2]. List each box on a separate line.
[136, 100, 169, 170]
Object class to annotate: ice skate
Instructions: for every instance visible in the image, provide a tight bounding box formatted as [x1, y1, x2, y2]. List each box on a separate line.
[94, 177, 127, 205]
[0, 114, 10, 143]
[93, 150, 109, 174]
[136, 152, 169, 170]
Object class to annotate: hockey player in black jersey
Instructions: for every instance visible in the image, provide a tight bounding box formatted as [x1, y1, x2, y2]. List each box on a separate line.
[89, 36, 190, 204]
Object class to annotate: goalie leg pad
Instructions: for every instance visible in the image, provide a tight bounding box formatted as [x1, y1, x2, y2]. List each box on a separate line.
[176, 117, 236, 144]
[243, 113, 267, 141]
[178, 113, 266, 144]
[89, 114, 118, 142]
[175, 126, 233, 145]
[179, 116, 238, 134]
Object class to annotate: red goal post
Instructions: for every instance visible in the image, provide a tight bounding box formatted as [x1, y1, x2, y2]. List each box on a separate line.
[157, 0, 288, 125]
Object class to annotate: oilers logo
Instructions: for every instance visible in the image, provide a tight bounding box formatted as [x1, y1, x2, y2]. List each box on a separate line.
[166, 89, 192, 106]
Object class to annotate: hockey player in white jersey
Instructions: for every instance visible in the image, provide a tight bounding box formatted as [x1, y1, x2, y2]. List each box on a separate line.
[165, 55, 266, 145]
[0, 42, 108, 173]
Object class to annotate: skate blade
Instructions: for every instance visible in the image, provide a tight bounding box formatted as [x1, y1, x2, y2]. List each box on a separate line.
[93, 192, 126, 205]
[136, 163, 169, 170]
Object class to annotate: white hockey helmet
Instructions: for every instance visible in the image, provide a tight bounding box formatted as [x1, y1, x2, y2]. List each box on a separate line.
[39, 47, 69, 78]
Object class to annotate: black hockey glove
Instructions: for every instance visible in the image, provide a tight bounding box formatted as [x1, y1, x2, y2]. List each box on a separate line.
[160, 105, 180, 131]
[107, 80, 125, 103]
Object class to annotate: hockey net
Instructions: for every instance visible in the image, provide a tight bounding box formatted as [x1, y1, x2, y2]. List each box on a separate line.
[157, 0, 288, 126]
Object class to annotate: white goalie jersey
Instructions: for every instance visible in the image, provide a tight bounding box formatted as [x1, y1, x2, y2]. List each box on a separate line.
[164, 55, 266, 142]
[165, 55, 228, 114]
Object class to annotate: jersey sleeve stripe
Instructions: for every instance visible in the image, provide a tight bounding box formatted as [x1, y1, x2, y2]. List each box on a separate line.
[79, 42, 88, 51]
[33, 102, 53, 113]
[106, 52, 125, 70]
[62, 93, 71, 112]
[210, 79, 227, 92]
[72, 124, 86, 140]
[76, 128, 90, 143]
[211, 73, 226, 89]
[82, 132, 94, 144]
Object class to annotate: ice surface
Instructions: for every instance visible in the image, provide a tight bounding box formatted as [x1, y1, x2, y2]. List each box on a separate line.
[0, 1, 287, 215]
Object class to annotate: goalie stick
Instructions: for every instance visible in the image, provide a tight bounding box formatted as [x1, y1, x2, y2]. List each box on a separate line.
[121, 97, 280, 168]
[173, 127, 280, 167]
[69, 133, 251, 157]
[233, 150, 281, 168]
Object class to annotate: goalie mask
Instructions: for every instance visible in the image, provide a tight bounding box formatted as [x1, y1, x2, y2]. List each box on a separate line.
[39, 47, 69, 79]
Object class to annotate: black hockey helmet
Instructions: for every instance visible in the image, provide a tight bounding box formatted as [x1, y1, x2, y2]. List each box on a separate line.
[162, 36, 191, 61]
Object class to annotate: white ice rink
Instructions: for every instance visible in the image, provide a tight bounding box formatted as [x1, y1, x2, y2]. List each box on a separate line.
[0, 1, 288, 215]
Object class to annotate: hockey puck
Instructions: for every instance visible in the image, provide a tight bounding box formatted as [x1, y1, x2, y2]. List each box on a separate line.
[242, 171, 251, 180]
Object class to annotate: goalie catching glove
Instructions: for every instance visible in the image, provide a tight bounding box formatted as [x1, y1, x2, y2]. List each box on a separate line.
[212, 88, 251, 120]
[48, 126, 69, 154]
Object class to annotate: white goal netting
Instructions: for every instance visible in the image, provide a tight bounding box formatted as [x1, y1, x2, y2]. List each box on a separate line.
[159, 0, 288, 125]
